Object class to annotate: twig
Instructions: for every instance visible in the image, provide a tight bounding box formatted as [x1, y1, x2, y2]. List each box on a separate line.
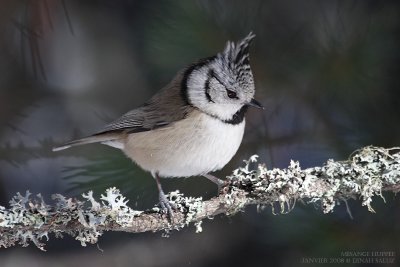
[0, 146, 399, 250]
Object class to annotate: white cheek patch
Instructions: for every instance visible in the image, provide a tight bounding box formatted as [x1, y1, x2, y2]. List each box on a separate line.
[187, 69, 208, 104]
[186, 66, 243, 121]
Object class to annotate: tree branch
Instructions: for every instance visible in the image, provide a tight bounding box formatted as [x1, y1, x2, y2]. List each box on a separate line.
[1, 146, 400, 250]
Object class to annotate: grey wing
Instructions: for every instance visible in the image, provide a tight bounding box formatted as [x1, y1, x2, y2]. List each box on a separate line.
[52, 106, 167, 151]
[98, 108, 146, 134]
[97, 71, 194, 135]
[95, 82, 193, 135]
[53, 71, 192, 151]
[97, 106, 172, 134]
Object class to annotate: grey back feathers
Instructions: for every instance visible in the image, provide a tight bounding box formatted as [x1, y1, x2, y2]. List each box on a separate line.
[53, 32, 257, 151]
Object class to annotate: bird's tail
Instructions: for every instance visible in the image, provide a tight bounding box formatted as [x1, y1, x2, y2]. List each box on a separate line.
[52, 133, 120, 152]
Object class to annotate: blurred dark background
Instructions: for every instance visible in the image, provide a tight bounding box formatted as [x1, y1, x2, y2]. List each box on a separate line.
[0, 0, 399, 266]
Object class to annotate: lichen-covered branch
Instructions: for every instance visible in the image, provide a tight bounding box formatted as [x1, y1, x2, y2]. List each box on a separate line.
[1, 146, 400, 250]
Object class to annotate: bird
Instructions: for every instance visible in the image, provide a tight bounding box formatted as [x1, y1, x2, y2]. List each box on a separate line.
[53, 32, 263, 215]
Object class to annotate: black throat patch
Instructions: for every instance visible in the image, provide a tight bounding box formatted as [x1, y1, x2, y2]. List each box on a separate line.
[202, 105, 248, 125]
[222, 105, 248, 125]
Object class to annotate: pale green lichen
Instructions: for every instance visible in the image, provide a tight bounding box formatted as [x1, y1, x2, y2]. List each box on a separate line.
[99, 187, 142, 227]
[0, 187, 143, 249]
[194, 220, 203, 233]
[0, 146, 399, 250]
[0, 191, 52, 250]
[164, 190, 204, 230]
[228, 146, 400, 215]
[0, 187, 205, 249]
[150, 190, 204, 237]
[222, 186, 248, 216]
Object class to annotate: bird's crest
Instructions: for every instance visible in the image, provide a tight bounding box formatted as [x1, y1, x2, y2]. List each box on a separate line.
[220, 32, 255, 70]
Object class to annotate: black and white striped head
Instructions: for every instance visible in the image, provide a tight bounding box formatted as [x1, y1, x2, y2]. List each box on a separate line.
[183, 32, 263, 123]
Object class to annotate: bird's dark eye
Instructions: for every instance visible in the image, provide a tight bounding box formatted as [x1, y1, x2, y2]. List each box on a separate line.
[226, 89, 238, 99]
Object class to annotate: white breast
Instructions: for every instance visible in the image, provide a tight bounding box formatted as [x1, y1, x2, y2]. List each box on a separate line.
[122, 110, 245, 177]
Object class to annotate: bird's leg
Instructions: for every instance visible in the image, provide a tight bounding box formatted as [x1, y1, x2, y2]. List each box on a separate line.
[153, 172, 176, 217]
[203, 174, 227, 192]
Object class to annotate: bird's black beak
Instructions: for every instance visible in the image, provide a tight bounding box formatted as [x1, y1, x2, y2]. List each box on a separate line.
[247, 98, 264, 109]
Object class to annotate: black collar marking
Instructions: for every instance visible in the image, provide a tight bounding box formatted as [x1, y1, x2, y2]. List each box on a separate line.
[204, 79, 214, 103]
[205, 69, 215, 103]
[181, 56, 216, 106]
[200, 104, 248, 125]
[223, 105, 248, 125]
